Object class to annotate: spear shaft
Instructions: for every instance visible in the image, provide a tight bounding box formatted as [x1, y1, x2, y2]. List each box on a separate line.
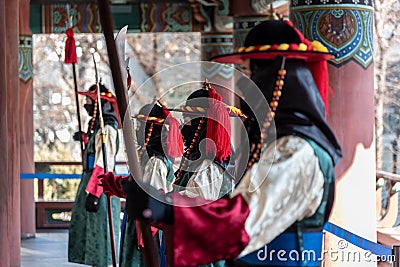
[97, 1, 159, 267]
[92, 53, 118, 267]
[97, 87, 118, 267]
[64, 27, 84, 160]
[72, 64, 85, 155]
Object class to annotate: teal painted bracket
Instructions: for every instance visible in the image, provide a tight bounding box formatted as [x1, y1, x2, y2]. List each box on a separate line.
[29, 3, 141, 34]
[30, 5, 42, 34]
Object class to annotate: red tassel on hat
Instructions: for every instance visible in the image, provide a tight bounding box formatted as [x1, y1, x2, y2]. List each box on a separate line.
[206, 88, 231, 162]
[65, 28, 77, 64]
[287, 19, 330, 115]
[307, 60, 329, 117]
[127, 70, 132, 91]
[163, 107, 184, 158]
[77, 85, 122, 128]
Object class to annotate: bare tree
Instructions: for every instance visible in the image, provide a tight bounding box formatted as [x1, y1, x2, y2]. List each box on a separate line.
[33, 32, 200, 199]
[374, 0, 400, 171]
[125, 32, 200, 108]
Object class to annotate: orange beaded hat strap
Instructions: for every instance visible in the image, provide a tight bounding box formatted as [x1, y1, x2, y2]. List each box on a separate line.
[174, 118, 205, 185]
[247, 57, 286, 170]
[138, 122, 154, 158]
[88, 96, 99, 134]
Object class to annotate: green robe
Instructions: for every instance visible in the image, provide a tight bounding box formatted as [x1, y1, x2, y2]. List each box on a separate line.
[174, 160, 229, 267]
[68, 125, 121, 267]
[120, 154, 175, 267]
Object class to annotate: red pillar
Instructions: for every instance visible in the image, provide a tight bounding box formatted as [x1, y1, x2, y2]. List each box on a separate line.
[19, 0, 35, 239]
[1, 0, 21, 266]
[8, 0, 21, 265]
[290, 2, 375, 266]
[198, 0, 234, 104]
[201, 33, 234, 104]
[0, 0, 10, 264]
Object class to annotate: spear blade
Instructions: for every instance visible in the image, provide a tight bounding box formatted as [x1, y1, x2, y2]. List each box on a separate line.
[97, 2, 159, 267]
[115, 25, 128, 90]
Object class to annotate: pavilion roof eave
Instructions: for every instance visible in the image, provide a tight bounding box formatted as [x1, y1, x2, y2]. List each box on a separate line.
[30, 0, 188, 4]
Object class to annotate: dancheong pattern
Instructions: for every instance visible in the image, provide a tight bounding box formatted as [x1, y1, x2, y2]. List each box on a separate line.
[42, 4, 101, 33]
[291, 0, 372, 6]
[19, 36, 33, 83]
[139, 3, 193, 32]
[291, 2, 373, 68]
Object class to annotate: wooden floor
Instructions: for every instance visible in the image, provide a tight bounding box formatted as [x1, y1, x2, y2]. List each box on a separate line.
[21, 229, 85, 267]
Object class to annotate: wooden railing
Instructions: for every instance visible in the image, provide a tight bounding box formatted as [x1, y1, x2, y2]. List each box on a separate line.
[34, 161, 127, 228]
[377, 170, 400, 183]
[33, 164, 400, 231]
[376, 170, 400, 257]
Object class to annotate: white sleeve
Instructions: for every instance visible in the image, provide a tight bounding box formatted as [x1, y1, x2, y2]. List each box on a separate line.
[231, 135, 325, 257]
[180, 159, 224, 200]
[93, 124, 118, 171]
[142, 156, 172, 192]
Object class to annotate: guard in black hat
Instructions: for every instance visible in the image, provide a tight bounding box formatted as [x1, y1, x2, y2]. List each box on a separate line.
[68, 83, 121, 267]
[99, 102, 183, 267]
[122, 17, 342, 267]
[212, 18, 342, 266]
[172, 82, 238, 201]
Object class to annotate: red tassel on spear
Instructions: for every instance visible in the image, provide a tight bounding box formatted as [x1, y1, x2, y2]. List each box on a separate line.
[64, 27, 85, 158]
[65, 28, 77, 64]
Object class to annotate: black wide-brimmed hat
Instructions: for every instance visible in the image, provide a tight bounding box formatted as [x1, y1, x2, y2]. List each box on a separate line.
[134, 103, 184, 158]
[214, 19, 333, 113]
[212, 20, 333, 64]
[213, 18, 342, 166]
[169, 82, 239, 162]
[78, 83, 122, 128]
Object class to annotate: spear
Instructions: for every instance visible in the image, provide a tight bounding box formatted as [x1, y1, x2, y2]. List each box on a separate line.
[92, 53, 118, 267]
[64, 26, 84, 159]
[96, 1, 159, 267]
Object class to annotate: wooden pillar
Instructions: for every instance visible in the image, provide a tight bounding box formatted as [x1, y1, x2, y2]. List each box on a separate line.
[290, 2, 375, 266]
[195, 0, 234, 104]
[201, 33, 234, 104]
[0, 0, 21, 266]
[201, 33, 233, 62]
[8, 0, 21, 265]
[231, 0, 289, 50]
[19, 0, 35, 239]
[201, 32, 238, 160]
[0, 0, 10, 265]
